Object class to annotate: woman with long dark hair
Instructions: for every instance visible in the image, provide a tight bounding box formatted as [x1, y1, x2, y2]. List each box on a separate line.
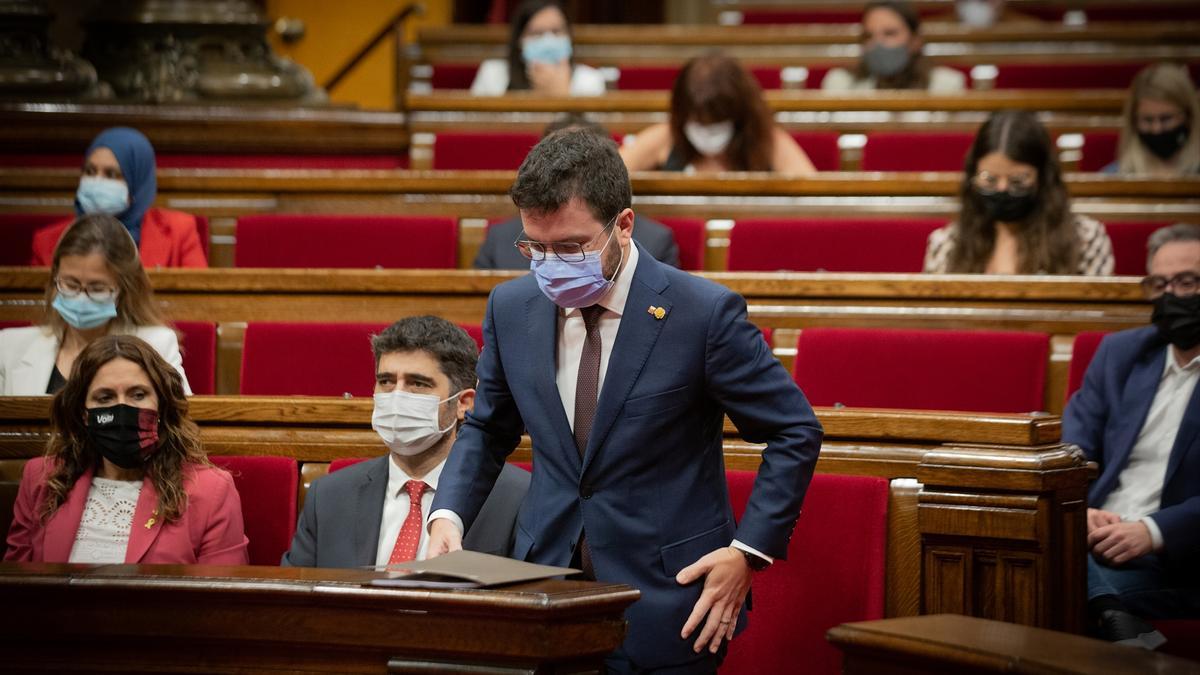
[823, 0, 966, 92]
[621, 51, 815, 174]
[471, 0, 605, 97]
[0, 214, 190, 395]
[5, 334, 247, 564]
[924, 110, 1114, 275]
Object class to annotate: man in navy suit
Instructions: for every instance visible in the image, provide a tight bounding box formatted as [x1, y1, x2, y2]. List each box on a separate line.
[1064, 222, 1200, 649]
[427, 128, 823, 672]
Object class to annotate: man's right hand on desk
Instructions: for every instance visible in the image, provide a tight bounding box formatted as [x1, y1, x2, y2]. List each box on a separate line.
[427, 518, 463, 558]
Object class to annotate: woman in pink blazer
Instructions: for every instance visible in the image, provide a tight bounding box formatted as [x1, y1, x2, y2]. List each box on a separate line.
[5, 334, 247, 565]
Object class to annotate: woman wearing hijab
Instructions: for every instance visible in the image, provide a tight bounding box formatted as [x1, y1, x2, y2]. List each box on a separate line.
[31, 127, 207, 268]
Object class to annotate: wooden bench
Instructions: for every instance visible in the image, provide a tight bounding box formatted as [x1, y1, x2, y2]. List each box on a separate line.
[0, 268, 1152, 411]
[0, 396, 1090, 633]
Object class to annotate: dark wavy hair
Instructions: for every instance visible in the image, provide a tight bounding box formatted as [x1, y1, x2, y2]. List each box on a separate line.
[41, 334, 207, 524]
[855, 0, 932, 90]
[670, 51, 776, 171]
[505, 0, 574, 92]
[946, 110, 1077, 274]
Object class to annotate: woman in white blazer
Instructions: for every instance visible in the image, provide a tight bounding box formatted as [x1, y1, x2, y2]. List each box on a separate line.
[0, 214, 190, 395]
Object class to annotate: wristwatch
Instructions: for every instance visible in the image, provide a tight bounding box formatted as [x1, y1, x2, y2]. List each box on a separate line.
[740, 549, 770, 572]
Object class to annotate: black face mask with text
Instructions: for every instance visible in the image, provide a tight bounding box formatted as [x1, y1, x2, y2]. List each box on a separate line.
[86, 404, 160, 469]
[1152, 292, 1200, 351]
[976, 188, 1038, 223]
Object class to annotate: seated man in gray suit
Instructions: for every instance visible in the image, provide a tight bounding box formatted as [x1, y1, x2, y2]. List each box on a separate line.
[282, 316, 529, 567]
[474, 115, 680, 270]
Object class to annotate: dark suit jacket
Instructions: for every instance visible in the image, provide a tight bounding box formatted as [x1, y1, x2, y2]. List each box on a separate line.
[1063, 325, 1200, 568]
[281, 456, 530, 568]
[474, 213, 680, 270]
[433, 243, 823, 669]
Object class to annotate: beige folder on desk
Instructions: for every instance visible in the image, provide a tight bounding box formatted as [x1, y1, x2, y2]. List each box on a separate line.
[368, 550, 581, 589]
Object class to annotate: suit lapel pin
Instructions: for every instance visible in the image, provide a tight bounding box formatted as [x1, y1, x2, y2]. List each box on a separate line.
[647, 305, 666, 320]
[144, 517, 156, 529]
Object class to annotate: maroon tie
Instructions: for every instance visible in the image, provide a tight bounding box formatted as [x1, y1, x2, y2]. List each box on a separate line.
[572, 305, 605, 579]
[387, 480, 428, 565]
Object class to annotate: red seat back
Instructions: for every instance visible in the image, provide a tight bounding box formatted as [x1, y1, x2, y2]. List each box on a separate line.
[654, 216, 706, 271]
[795, 328, 1050, 413]
[0, 214, 62, 265]
[1105, 220, 1164, 276]
[738, 9, 864, 23]
[993, 63, 1183, 90]
[727, 217, 944, 272]
[156, 155, 407, 170]
[174, 321, 216, 395]
[862, 132, 975, 172]
[1066, 331, 1109, 402]
[240, 322, 390, 396]
[430, 63, 481, 90]
[329, 457, 372, 473]
[722, 471, 888, 675]
[790, 131, 842, 171]
[208, 455, 298, 566]
[432, 132, 540, 170]
[1079, 131, 1120, 173]
[1154, 620, 1200, 662]
[235, 215, 457, 269]
[616, 66, 782, 91]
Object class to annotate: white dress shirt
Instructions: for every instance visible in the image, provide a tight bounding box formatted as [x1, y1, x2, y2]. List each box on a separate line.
[1101, 346, 1200, 550]
[376, 456, 445, 566]
[432, 242, 771, 564]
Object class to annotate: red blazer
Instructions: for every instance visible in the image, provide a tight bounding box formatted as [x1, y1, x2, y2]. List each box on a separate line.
[31, 207, 207, 268]
[4, 457, 248, 565]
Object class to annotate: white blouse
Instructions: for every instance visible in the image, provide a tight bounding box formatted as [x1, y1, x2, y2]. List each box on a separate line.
[470, 59, 607, 96]
[68, 477, 142, 564]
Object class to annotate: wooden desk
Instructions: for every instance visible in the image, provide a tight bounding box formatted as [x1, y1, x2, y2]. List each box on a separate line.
[0, 562, 638, 673]
[827, 614, 1200, 674]
[0, 398, 1089, 633]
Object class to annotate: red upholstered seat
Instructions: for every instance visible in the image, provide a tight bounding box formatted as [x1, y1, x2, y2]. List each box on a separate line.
[726, 217, 944, 273]
[430, 63, 482, 90]
[156, 154, 408, 169]
[794, 328, 1050, 413]
[861, 132, 974, 172]
[738, 9, 865, 23]
[0, 321, 29, 330]
[0, 213, 62, 265]
[722, 471, 888, 675]
[329, 457, 371, 473]
[1155, 620, 1200, 662]
[759, 326, 773, 348]
[1106, 220, 1165, 276]
[459, 323, 484, 351]
[174, 321, 216, 395]
[240, 322, 390, 397]
[653, 216, 706, 271]
[615, 66, 782, 91]
[1066, 331, 1109, 403]
[1079, 131, 1120, 173]
[208, 455, 298, 566]
[234, 215, 457, 269]
[432, 132, 540, 170]
[789, 131, 841, 171]
[993, 63, 1198, 90]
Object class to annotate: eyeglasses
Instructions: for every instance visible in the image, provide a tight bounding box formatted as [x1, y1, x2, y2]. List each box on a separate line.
[514, 215, 617, 262]
[1141, 271, 1200, 298]
[972, 171, 1038, 197]
[55, 277, 118, 303]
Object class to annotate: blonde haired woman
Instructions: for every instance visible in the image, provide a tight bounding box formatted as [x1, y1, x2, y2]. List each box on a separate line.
[1110, 63, 1200, 176]
[0, 214, 189, 395]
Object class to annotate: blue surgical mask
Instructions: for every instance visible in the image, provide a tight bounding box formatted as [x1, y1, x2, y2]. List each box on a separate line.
[531, 227, 622, 309]
[522, 33, 572, 65]
[52, 292, 118, 330]
[76, 176, 129, 216]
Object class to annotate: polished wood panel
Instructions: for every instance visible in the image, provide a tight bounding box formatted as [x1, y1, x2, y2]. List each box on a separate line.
[0, 563, 638, 673]
[828, 614, 1200, 674]
[0, 397, 1090, 633]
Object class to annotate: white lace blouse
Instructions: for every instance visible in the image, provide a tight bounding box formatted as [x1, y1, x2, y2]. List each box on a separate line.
[67, 477, 142, 564]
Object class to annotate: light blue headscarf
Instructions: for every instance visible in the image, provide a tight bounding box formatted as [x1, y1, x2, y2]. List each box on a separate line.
[75, 127, 157, 245]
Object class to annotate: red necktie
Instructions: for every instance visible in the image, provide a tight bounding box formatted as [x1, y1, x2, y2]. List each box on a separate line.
[388, 480, 428, 565]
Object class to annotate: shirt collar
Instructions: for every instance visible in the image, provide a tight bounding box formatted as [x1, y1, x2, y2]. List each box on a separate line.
[561, 240, 639, 318]
[386, 454, 446, 497]
[1164, 345, 1200, 378]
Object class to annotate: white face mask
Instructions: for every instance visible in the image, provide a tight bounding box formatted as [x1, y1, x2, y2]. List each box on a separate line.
[956, 0, 998, 28]
[684, 120, 735, 157]
[372, 390, 461, 456]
